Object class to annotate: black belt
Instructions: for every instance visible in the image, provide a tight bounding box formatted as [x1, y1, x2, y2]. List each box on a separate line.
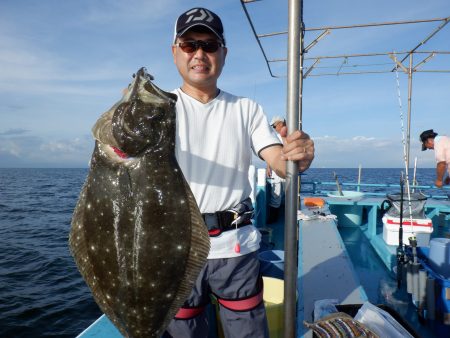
[202, 198, 254, 237]
[202, 211, 250, 236]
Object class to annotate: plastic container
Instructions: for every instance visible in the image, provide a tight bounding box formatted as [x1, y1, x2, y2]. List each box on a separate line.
[263, 277, 285, 338]
[428, 238, 450, 278]
[304, 197, 326, 208]
[259, 250, 284, 279]
[416, 247, 450, 334]
[327, 191, 364, 227]
[382, 215, 433, 246]
[327, 190, 364, 200]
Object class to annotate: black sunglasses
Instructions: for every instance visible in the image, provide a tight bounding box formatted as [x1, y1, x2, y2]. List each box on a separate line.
[177, 40, 224, 53]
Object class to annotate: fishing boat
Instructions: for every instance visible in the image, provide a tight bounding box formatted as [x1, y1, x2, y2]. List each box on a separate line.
[76, 1, 450, 337]
[76, 168, 450, 338]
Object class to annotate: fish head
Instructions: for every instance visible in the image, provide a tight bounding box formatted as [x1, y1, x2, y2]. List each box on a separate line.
[112, 67, 178, 157]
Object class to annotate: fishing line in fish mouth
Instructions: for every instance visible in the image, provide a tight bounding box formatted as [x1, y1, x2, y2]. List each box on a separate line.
[392, 52, 415, 239]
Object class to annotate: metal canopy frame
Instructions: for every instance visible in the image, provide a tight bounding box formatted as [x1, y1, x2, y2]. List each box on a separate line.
[240, 2, 450, 180]
[240, 1, 450, 338]
[239, 6, 450, 78]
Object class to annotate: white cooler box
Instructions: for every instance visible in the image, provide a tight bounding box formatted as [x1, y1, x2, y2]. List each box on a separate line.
[382, 215, 433, 246]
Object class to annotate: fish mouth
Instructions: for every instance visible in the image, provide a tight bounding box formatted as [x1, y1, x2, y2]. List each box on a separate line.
[131, 67, 177, 103]
[109, 67, 177, 157]
[144, 81, 178, 103]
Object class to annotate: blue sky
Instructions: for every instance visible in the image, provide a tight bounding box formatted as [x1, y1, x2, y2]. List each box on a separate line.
[0, 0, 449, 169]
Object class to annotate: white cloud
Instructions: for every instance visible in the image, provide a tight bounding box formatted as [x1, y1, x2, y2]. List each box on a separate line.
[0, 128, 29, 136]
[0, 29, 132, 96]
[0, 2, 178, 97]
[39, 137, 90, 154]
[0, 139, 22, 157]
[314, 135, 384, 152]
[311, 134, 436, 168]
[0, 133, 93, 167]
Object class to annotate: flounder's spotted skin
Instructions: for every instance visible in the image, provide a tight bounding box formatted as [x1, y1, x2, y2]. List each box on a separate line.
[69, 68, 210, 338]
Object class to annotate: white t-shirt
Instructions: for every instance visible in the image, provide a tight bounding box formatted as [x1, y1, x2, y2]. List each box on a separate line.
[434, 135, 450, 174]
[172, 88, 281, 258]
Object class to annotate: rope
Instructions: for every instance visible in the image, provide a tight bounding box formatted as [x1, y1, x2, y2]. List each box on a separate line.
[392, 52, 415, 239]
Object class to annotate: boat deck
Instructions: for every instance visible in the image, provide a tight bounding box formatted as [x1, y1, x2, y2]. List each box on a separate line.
[77, 210, 369, 338]
[320, 195, 450, 337]
[76, 192, 450, 337]
[296, 215, 368, 337]
[76, 315, 121, 337]
[323, 196, 450, 269]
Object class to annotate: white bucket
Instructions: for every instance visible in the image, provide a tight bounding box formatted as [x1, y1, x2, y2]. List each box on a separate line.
[327, 191, 365, 226]
[327, 190, 364, 200]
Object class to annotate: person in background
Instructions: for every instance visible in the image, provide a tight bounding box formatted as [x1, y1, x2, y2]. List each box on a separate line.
[266, 116, 287, 223]
[271, 116, 287, 137]
[420, 129, 450, 188]
[165, 7, 314, 338]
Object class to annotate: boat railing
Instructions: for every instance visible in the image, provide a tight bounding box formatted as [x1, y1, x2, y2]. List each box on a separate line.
[300, 180, 450, 199]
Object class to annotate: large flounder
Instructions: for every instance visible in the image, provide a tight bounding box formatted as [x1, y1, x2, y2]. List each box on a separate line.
[69, 68, 210, 337]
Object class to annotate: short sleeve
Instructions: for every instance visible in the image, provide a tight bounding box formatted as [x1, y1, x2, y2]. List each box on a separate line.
[434, 137, 446, 163]
[249, 102, 282, 158]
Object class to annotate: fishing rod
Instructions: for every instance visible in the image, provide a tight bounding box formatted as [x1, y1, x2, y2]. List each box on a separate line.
[397, 173, 406, 288]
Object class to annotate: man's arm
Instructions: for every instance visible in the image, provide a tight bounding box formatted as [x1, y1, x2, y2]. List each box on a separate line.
[435, 161, 447, 188]
[260, 128, 314, 178]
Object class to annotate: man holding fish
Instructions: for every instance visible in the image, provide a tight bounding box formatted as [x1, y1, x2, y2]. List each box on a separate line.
[164, 7, 314, 338]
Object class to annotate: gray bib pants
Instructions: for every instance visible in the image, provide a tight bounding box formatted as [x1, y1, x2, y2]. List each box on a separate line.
[164, 251, 269, 338]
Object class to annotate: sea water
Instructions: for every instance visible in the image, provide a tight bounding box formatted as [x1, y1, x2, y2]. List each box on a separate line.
[0, 169, 100, 338]
[0, 167, 444, 337]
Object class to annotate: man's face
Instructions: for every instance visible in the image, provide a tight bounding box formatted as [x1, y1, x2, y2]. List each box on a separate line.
[172, 30, 227, 89]
[274, 122, 285, 134]
[425, 138, 435, 150]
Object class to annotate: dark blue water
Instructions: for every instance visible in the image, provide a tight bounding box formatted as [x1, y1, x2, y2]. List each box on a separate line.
[0, 168, 101, 338]
[0, 167, 444, 337]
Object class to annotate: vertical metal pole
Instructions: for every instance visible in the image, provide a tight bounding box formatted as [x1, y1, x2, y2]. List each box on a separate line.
[406, 53, 413, 170]
[297, 11, 304, 207]
[284, 0, 302, 337]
